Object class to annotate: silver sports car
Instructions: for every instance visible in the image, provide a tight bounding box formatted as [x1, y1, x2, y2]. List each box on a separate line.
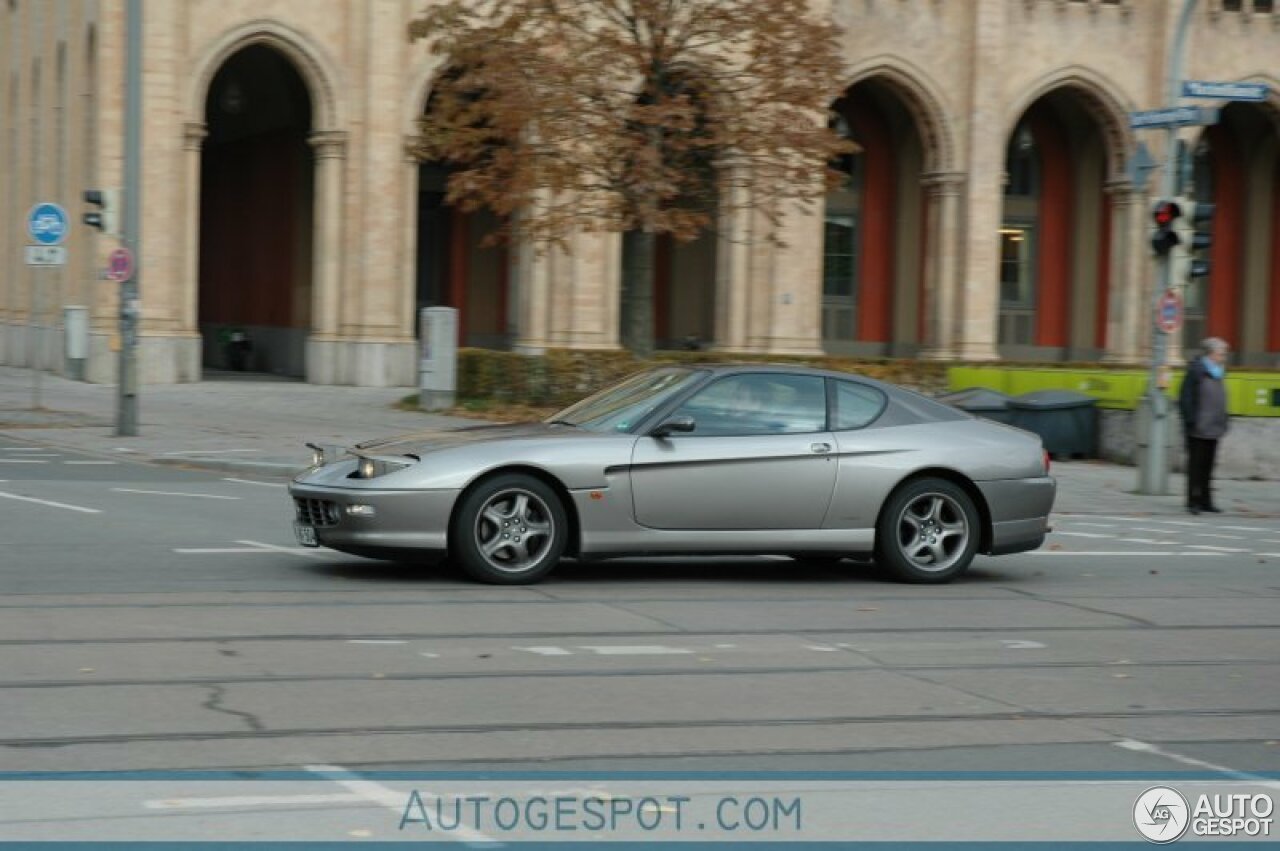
[290, 364, 1055, 584]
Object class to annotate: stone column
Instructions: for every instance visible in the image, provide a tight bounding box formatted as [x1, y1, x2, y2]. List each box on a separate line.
[305, 130, 347, 383]
[308, 130, 347, 339]
[954, 0, 1004, 362]
[400, 135, 420, 344]
[918, 171, 965, 360]
[180, 122, 206, 336]
[1102, 178, 1143, 363]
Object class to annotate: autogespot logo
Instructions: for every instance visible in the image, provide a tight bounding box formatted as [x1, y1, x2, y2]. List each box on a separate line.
[1134, 786, 1191, 843]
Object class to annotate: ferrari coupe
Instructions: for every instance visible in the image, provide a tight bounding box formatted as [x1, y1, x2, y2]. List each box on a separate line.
[290, 364, 1055, 584]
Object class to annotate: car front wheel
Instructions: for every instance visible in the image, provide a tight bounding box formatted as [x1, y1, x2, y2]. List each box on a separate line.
[452, 474, 567, 584]
[876, 478, 979, 584]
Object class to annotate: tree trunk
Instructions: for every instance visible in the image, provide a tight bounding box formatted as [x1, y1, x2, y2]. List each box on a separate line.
[621, 228, 656, 358]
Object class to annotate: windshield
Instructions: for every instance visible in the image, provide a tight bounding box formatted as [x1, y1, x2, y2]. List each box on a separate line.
[546, 367, 704, 433]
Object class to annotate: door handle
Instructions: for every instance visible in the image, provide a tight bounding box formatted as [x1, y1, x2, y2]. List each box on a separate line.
[810, 442, 832, 454]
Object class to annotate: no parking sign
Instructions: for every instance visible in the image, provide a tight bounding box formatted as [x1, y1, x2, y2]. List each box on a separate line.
[1156, 289, 1183, 334]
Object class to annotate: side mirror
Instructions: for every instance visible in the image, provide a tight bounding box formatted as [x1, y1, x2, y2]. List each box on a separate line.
[650, 416, 696, 438]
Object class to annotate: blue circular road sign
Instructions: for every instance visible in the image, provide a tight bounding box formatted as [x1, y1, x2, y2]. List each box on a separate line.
[27, 203, 69, 246]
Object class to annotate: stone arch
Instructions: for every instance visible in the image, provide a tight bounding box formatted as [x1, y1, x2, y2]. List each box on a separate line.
[188, 20, 344, 131]
[1006, 67, 1133, 181]
[841, 56, 957, 174]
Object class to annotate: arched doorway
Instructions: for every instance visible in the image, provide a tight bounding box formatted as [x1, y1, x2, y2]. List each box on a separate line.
[998, 89, 1115, 360]
[198, 45, 314, 376]
[414, 165, 509, 349]
[824, 79, 927, 356]
[1187, 102, 1280, 365]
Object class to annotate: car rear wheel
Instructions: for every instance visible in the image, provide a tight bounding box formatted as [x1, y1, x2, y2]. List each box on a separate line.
[452, 474, 567, 584]
[875, 478, 979, 584]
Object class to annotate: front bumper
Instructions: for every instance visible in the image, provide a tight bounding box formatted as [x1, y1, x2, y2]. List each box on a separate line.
[288, 481, 460, 555]
[977, 476, 1056, 556]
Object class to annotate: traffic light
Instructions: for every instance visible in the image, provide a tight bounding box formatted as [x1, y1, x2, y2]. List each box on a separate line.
[82, 188, 120, 237]
[1150, 199, 1181, 257]
[1171, 197, 1213, 284]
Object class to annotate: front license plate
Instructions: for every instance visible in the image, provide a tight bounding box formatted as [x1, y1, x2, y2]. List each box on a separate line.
[294, 523, 318, 547]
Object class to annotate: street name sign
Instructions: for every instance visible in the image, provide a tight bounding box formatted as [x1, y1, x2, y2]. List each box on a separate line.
[1182, 80, 1269, 102]
[106, 247, 135, 282]
[1156, 289, 1183, 334]
[27, 202, 69, 245]
[1129, 106, 1219, 130]
[24, 245, 68, 266]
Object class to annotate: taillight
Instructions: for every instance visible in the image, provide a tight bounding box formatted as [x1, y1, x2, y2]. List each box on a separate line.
[1043, 449, 1051, 475]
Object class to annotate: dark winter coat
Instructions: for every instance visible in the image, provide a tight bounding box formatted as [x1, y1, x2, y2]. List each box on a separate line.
[1178, 357, 1229, 440]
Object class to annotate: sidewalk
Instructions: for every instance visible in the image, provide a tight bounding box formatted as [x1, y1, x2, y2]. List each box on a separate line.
[2, 366, 1277, 518]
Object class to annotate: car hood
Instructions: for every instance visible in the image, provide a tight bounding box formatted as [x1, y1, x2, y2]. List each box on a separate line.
[353, 422, 579, 456]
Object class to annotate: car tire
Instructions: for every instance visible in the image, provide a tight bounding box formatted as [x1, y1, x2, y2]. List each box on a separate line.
[875, 478, 979, 584]
[451, 473, 567, 585]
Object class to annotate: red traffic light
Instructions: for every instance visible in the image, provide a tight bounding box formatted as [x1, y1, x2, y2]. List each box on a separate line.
[1152, 200, 1181, 227]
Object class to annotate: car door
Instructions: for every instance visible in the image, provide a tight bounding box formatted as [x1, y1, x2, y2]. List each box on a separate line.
[630, 373, 837, 530]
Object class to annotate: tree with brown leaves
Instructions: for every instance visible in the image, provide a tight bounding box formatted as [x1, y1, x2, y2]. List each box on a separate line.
[408, 0, 852, 357]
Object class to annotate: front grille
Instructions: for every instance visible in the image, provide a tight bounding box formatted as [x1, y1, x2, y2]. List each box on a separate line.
[295, 498, 340, 528]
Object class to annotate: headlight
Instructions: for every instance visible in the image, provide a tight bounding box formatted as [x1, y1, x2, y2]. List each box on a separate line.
[352, 456, 413, 479]
[310, 446, 325, 468]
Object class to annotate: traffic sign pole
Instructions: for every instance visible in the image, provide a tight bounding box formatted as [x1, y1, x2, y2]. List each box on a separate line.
[1137, 0, 1198, 497]
[24, 203, 69, 412]
[118, 0, 142, 437]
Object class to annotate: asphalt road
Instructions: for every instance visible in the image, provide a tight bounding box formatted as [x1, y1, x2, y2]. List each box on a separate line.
[3, 436, 1278, 786]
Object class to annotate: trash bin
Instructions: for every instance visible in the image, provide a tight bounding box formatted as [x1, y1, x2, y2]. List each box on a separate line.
[1007, 389, 1099, 459]
[938, 387, 1016, 425]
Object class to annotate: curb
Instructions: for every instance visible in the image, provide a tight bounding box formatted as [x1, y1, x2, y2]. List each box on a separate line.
[149, 457, 303, 480]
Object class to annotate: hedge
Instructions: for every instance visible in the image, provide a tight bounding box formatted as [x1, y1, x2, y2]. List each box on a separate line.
[455, 348, 952, 407]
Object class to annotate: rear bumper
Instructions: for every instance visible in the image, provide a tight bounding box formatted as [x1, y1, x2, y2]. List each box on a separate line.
[977, 476, 1056, 555]
[288, 482, 460, 555]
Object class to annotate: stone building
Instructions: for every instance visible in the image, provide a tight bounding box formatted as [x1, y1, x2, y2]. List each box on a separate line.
[2, 0, 1278, 387]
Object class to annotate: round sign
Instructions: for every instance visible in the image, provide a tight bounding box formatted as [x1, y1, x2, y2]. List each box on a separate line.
[106, 247, 135, 282]
[1156, 289, 1183, 334]
[27, 203, 69, 246]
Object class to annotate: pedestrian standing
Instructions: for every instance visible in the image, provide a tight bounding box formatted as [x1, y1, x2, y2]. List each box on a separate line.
[1178, 337, 1230, 515]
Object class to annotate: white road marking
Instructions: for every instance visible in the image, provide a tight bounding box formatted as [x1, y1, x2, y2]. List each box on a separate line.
[1256, 553, 1280, 558]
[223, 477, 286, 488]
[2, 447, 53, 452]
[804, 644, 841, 652]
[1052, 531, 1116, 539]
[112, 487, 241, 500]
[0, 459, 48, 464]
[64, 460, 118, 465]
[1220, 525, 1272, 532]
[578, 645, 694, 656]
[419, 652, 440, 658]
[174, 547, 280, 554]
[236, 539, 331, 559]
[1186, 544, 1250, 553]
[1132, 527, 1179, 534]
[0, 453, 59, 457]
[347, 640, 407, 645]
[162, 448, 263, 455]
[1028, 551, 1227, 557]
[305, 764, 498, 846]
[1118, 538, 1177, 545]
[113, 447, 137, 452]
[145, 793, 363, 810]
[1000, 640, 1046, 649]
[714, 643, 737, 649]
[1145, 519, 1202, 527]
[512, 646, 573, 656]
[1195, 533, 1244, 540]
[0, 491, 101, 513]
[1065, 522, 1116, 528]
[1113, 740, 1280, 790]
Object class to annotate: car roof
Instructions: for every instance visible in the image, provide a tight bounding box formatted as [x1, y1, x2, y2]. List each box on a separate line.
[683, 362, 895, 388]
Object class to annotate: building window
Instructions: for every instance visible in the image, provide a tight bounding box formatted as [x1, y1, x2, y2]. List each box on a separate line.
[999, 225, 1036, 307]
[822, 214, 858, 341]
[1005, 124, 1038, 197]
[1222, 0, 1243, 10]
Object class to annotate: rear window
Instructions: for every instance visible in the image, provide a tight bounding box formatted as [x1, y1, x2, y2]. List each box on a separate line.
[833, 380, 886, 430]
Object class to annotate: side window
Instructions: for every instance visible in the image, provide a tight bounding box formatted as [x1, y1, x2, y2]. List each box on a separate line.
[673, 374, 827, 436]
[834, 380, 886, 431]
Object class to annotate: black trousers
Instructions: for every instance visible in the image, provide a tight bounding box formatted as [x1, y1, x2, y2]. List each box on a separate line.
[1186, 436, 1220, 509]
